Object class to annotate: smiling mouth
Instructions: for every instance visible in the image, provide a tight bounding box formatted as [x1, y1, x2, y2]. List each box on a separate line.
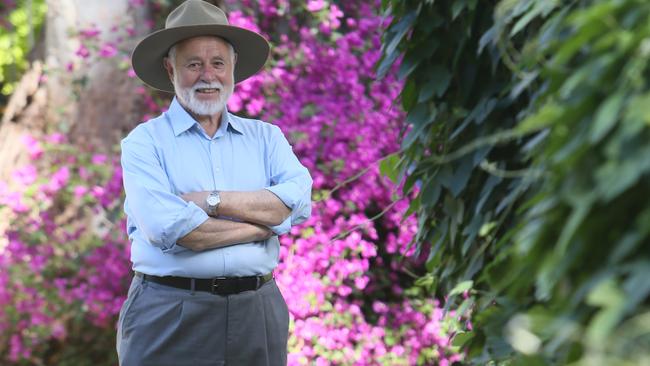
[195, 88, 220, 94]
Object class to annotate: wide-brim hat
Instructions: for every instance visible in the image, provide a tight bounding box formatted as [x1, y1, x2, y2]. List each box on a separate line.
[131, 0, 270, 92]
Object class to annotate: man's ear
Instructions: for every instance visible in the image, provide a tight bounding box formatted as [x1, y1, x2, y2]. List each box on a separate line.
[163, 57, 174, 81]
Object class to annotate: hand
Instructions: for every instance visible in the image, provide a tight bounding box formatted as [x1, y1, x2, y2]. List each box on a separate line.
[254, 224, 274, 241]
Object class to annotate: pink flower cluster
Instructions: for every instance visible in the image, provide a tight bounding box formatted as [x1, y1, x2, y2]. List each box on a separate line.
[0, 135, 129, 362]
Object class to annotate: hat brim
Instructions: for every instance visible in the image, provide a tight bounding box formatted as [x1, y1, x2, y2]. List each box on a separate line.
[132, 24, 270, 92]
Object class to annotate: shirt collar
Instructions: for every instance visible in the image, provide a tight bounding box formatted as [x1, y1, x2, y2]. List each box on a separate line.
[167, 97, 244, 137]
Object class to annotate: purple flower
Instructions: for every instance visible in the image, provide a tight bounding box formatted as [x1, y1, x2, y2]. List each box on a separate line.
[45, 132, 66, 144]
[75, 44, 90, 59]
[73, 185, 88, 199]
[79, 26, 101, 39]
[91, 153, 108, 165]
[306, 0, 325, 12]
[11, 165, 37, 186]
[21, 134, 43, 160]
[99, 42, 118, 58]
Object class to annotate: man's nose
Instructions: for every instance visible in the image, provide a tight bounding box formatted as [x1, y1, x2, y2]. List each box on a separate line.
[200, 65, 218, 82]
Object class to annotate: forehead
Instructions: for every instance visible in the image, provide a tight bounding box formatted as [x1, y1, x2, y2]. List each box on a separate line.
[174, 36, 232, 58]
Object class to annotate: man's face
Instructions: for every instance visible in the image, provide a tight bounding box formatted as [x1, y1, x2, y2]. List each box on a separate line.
[165, 36, 236, 117]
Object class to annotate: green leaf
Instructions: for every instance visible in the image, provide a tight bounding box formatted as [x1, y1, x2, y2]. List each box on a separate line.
[430, 65, 452, 97]
[376, 48, 401, 80]
[462, 215, 483, 255]
[385, 10, 417, 56]
[510, 1, 557, 37]
[586, 279, 626, 346]
[510, 71, 539, 100]
[401, 79, 418, 111]
[552, 3, 613, 66]
[398, 54, 419, 80]
[590, 92, 624, 143]
[478, 26, 497, 55]
[452, 0, 467, 20]
[401, 124, 424, 148]
[406, 102, 436, 127]
[449, 158, 474, 197]
[595, 145, 650, 201]
[556, 200, 591, 256]
[379, 153, 402, 184]
[403, 39, 438, 82]
[420, 179, 441, 208]
[452, 331, 475, 347]
[418, 78, 437, 103]
[449, 280, 473, 297]
[517, 102, 563, 133]
[622, 263, 650, 312]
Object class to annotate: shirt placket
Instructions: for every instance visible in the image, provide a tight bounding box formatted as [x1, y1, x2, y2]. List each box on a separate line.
[210, 135, 228, 274]
[209, 137, 222, 190]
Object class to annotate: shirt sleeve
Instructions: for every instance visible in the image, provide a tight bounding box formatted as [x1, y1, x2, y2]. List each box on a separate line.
[264, 125, 313, 235]
[121, 128, 209, 253]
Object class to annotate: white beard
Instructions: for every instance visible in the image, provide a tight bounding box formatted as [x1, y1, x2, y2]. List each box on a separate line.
[173, 72, 233, 117]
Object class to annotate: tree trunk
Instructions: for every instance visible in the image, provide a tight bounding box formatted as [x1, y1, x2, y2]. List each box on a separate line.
[45, 0, 149, 150]
[0, 61, 47, 182]
[0, 0, 149, 183]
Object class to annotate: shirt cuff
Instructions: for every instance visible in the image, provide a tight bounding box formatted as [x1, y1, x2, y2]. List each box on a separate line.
[264, 183, 300, 209]
[268, 215, 292, 236]
[161, 201, 209, 254]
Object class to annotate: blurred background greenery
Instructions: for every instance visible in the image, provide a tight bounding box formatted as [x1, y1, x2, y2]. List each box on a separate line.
[380, 0, 650, 364]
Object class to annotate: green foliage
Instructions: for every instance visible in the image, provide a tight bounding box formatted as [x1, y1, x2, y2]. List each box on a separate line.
[380, 0, 650, 364]
[0, 0, 47, 96]
[379, 0, 535, 300]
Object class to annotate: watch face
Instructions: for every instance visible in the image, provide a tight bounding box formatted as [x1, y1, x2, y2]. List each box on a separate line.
[207, 196, 219, 206]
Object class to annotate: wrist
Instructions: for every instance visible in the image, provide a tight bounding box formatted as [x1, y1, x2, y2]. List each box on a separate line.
[206, 191, 221, 216]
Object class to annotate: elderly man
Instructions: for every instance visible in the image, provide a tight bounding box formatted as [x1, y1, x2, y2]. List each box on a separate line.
[116, 1, 312, 365]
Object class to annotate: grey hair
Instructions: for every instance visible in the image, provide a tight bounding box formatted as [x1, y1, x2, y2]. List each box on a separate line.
[167, 37, 236, 67]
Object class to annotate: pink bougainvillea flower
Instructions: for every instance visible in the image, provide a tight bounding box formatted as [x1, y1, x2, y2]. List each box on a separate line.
[21, 134, 43, 160]
[45, 132, 66, 144]
[11, 165, 38, 186]
[91, 154, 108, 165]
[99, 42, 118, 58]
[75, 44, 90, 59]
[79, 26, 101, 39]
[306, 0, 325, 12]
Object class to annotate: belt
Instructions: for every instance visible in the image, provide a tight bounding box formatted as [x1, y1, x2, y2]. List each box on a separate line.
[136, 272, 273, 295]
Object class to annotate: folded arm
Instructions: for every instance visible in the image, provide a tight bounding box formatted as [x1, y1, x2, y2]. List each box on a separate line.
[122, 131, 268, 254]
[181, 190, 291, 226]
[177, 217, 272, 251]
[182, 125, 312, 235]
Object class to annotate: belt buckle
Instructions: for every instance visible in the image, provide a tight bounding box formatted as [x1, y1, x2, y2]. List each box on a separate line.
[211, 277, 227, 294]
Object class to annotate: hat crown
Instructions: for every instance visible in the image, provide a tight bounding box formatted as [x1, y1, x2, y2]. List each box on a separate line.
[166, 0, 229, 29]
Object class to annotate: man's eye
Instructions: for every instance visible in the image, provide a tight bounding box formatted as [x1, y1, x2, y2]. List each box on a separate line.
[187, 63, 201, 69]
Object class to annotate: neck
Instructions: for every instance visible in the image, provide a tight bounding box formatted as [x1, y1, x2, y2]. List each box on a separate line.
[178, 100, 223, 137]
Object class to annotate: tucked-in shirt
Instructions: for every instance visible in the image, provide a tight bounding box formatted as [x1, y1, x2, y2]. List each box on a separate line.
[121, 98, 312, 278]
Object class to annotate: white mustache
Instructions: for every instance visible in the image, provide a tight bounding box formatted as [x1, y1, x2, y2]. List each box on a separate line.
[192, 82, 223, 91]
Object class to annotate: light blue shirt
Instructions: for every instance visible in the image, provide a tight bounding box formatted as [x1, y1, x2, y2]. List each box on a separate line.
[121, 98, 312, 278]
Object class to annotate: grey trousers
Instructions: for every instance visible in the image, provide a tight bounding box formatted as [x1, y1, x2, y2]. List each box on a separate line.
[116, 274, 289, 366]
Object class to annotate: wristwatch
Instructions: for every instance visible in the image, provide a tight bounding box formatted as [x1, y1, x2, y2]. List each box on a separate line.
[206, 191, 221, 216]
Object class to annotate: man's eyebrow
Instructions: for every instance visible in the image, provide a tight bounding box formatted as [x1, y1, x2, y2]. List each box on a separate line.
[183, 55, 228, 62]
[183, 56, 202, 62]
